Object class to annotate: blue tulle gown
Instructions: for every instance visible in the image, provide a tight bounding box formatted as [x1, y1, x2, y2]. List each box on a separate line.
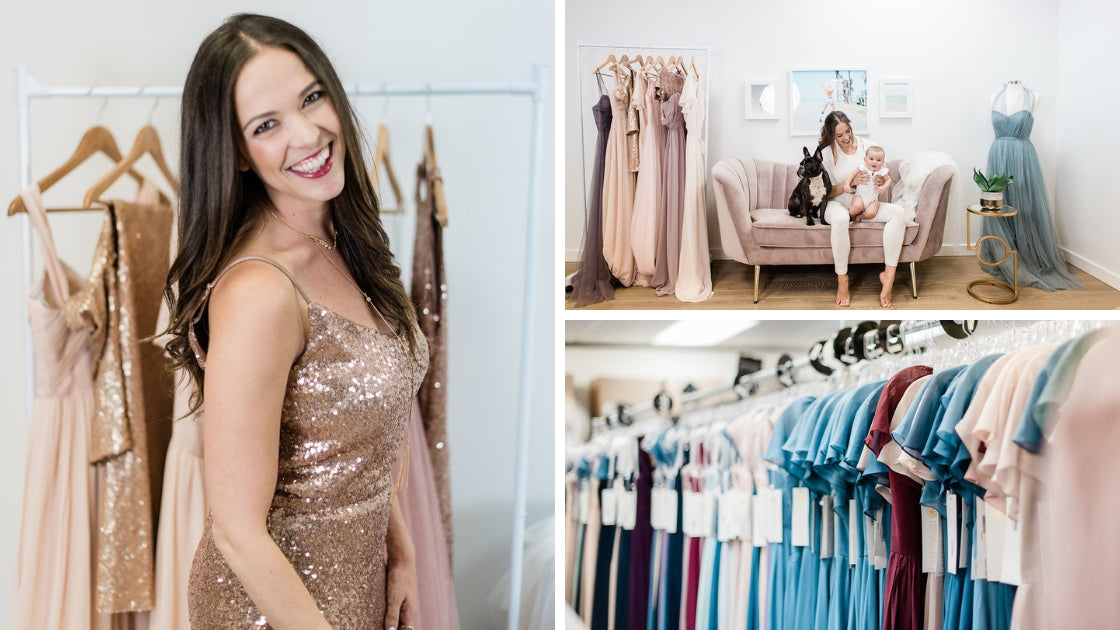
[979, 85, 1080, 290]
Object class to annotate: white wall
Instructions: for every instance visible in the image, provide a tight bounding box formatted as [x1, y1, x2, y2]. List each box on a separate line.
[1056, 0, 1120, 288]
[0, 2, 554, 628]
[564, 0, 1094, 279]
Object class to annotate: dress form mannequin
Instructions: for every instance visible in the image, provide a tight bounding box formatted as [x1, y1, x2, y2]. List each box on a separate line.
[991, 80, 1039, 115]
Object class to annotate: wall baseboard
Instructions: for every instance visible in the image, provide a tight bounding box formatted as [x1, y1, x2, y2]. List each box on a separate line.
[565, 246, 1120, 291]
[1063, 247, 1120, 291]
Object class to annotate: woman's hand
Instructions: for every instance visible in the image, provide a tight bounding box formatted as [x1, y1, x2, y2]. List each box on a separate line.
[854, 171, 871, 186]
[874, 174, 891, 191]
[385, 496, 418, 630]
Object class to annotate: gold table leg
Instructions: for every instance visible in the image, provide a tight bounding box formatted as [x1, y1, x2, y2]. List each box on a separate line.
[967, 223, 1019, 304]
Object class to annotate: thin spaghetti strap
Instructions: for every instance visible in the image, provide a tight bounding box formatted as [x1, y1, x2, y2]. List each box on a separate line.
[596, 71, 607, 96]
[188, 255, 310, 368]
[19, 184, 70, 306]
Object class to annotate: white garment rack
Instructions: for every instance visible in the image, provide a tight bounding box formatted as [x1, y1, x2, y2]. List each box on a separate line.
[574, 41, 711, 232]
[15, 65, 546, 630]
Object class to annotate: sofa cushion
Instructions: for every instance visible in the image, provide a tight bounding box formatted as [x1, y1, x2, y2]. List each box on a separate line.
[750, 207, 919, 248]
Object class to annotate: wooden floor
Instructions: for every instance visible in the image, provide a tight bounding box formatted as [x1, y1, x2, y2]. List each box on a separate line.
[564, 257, 1120, 311]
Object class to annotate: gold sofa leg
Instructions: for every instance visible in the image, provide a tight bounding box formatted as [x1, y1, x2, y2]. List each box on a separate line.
[910, 262, 918, 298]
[754, 265, 760, 303]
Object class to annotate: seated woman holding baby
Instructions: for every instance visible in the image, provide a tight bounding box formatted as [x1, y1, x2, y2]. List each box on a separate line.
[818, 111, 911, 308]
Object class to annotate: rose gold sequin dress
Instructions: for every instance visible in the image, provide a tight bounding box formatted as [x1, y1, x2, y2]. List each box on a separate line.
[187, 256, 428, 629]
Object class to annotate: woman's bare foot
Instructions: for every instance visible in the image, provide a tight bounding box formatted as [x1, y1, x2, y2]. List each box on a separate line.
[879, 267, 896, 308]
[837, 274, 851, 307]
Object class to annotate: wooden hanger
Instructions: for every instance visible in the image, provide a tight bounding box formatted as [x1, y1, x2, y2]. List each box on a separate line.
[689, 56, 699, 79]
[425, 124, 448, 227]
[7, 125, 155, 216]
[372, 124, 404, 213]
[592, 53, 618, 76]
[83, 125, 180, 208]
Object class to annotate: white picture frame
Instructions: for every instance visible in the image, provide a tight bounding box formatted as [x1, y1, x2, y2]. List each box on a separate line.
[745, 79, 779, 119]
[879, 79, 913, 118]
[789, 68, 870, 136]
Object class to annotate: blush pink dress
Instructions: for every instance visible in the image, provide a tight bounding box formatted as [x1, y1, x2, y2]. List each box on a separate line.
[601, 70, 637, 286]
[630, 70, 663, 287]
[675, 70, 713, 302]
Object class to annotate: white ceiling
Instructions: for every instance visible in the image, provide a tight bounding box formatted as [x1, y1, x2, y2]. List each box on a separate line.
[564, 319, 860, 355]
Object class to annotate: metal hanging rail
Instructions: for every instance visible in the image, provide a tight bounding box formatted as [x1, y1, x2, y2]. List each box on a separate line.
[14, 64, 547, 630]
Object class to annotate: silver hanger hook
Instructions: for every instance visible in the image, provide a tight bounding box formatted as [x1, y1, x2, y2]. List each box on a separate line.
[144, 85, 161, 124]
[93, 86, 110, 125]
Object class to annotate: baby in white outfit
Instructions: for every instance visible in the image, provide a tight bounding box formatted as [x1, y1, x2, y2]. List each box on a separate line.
[847, 145, 890, 222]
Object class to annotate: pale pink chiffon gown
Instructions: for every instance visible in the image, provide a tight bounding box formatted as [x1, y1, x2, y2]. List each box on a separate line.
[601, 70, 636, 286]
[630, 70, 663, 288]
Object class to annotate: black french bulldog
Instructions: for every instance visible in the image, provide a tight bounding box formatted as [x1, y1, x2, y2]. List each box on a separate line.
[788, 146, 831, 226]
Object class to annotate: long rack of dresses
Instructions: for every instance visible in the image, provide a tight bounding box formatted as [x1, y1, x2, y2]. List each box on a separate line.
[565, 319, 1108, 630]
[13, 66, 547, 630]
[569, 42, 712, 306]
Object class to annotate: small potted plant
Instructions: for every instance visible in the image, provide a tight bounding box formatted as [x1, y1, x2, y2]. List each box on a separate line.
[973, 168, 1014, 210]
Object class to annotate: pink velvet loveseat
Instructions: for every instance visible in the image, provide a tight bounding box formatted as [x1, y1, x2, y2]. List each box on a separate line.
[712, 158, 953, 303]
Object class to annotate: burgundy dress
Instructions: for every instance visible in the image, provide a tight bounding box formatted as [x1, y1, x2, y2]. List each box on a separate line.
[865, 365, 933, 630]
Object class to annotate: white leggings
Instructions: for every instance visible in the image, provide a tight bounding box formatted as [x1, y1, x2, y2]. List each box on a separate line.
[824, 199, 909, 275]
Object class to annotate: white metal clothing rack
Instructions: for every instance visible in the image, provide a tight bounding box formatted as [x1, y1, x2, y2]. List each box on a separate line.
[574, 40, 711, 228]
[14, 65, 546, 630]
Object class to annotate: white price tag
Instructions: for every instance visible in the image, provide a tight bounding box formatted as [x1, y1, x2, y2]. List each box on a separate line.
[792, 487, 810, 547]
[578, 487, 590, 525]
[973, 502, 987, 580]
[601, 486, 618, 526]
[1000, 500, 1022, 586]
[922, 506, 944, 575]
[820, 496, 834, 559]
[717, 491, 739, 541]
[700, 491, 718, 539]
[849, 499, 859, 566]
[618, 489, 638, 530]
[662, 488, 679, 534]
[753, 490, 769, 547]
[740, 491, 753, 542]
[870, 510, 888, 570]
[946, 492, 958, 574]
[766, 488, 784, 544]
[650, 488, 663, 530]
[985, 502, 1006, 581]
[959, 498, 969, 569]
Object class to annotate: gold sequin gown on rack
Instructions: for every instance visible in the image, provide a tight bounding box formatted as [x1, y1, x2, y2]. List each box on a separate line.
[186, 256, 428, 629]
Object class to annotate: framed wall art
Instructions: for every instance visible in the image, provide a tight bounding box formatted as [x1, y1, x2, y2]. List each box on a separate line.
[879, 78, 914, 117]
[745, 79, 779, 119]
[789, 68, 869, 136]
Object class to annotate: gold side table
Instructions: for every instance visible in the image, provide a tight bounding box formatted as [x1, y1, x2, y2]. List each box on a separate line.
[966, 203, 1018, 304]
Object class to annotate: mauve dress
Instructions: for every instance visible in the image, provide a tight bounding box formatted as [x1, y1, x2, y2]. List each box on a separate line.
[865, 365, 933, 630]
[653, 71, 686, 296]
[601, 70, 637, 287]
[630, 71, 663, 287]
[569, 79, 615, 307]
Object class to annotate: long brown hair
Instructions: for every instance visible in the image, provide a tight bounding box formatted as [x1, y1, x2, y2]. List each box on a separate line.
[818, 110, 853, 164]
[164, 13, 419, 413]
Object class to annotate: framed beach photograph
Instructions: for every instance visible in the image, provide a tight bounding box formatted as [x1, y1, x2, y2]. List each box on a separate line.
[880, 78, 914, 117]
[789, 68, 869, 136]
[745, 79, 779, 119]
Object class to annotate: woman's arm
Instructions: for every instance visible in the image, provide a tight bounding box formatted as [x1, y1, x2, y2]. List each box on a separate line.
[384, 494, 419, 630]
[203, 263, 332, 630]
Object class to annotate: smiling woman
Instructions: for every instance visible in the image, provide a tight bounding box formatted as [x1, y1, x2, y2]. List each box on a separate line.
[161, 13, 427, 630]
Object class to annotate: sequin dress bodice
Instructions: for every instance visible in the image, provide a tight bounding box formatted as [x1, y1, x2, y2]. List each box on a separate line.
[188, 258, 428, 629]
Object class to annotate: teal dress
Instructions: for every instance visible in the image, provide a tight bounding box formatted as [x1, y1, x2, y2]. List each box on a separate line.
[979, 86, 1080, 290]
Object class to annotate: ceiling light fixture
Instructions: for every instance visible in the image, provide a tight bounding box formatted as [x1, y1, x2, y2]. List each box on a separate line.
[651, 320, 760, 347]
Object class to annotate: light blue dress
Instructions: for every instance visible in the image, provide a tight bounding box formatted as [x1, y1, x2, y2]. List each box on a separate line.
[979, 86, 1080, 290]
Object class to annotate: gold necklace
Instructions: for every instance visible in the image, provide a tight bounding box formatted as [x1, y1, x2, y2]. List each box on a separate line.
[269, 208, 338, 251]
[310, 238, 403, 343]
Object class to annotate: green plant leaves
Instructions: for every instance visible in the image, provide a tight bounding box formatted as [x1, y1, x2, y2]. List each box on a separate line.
[972, 168, 1013, 192]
